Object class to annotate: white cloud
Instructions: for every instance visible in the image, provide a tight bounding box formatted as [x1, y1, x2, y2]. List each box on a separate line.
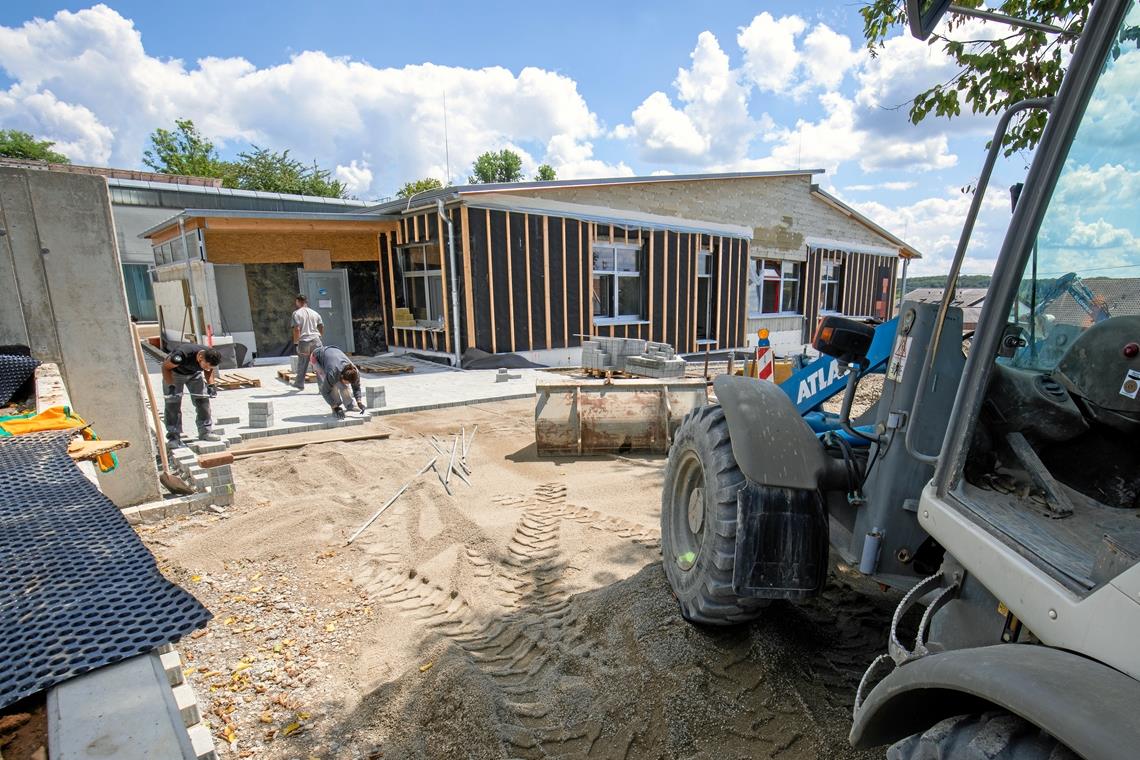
[614, 31, 753, 165]
[0, 4, 627, 196]
[737, 13, 806, 94]
[801, 24, 863, 92]
[334, 160, 373, 196]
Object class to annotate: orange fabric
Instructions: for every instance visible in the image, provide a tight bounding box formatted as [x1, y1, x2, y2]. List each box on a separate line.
[0, 406, 118, 472]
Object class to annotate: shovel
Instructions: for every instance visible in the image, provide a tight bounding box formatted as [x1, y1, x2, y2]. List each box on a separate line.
[130, 324, 195, 495]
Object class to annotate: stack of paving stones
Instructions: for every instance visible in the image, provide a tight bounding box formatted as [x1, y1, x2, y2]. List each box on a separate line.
[247, 400, 274, 429]
[365, 385, 387, 409]
[581, 337, 686, 379]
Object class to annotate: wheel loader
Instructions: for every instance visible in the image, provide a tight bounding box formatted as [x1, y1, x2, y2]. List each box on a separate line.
[659, 1, 1140, 757]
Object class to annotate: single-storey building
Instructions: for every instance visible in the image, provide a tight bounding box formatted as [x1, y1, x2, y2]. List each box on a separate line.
[141, 169, 919, 367]
[404, 170, 922, 354]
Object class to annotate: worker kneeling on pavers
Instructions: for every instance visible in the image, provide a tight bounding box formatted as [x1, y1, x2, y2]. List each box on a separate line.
[162, 342, 222, 444]
[310, 345, 365, 419]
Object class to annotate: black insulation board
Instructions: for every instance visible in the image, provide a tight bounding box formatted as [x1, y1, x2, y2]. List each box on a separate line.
[0, 354, 40, 406]
[508, 212, 528, 352]
[489, 211, 511, 351]
[547, 217, 565, 349]
[0, 432, 211, 709]
[468, 209, 492, 352]
[564, 220, 581, 347]
[528, 214, 547, 351]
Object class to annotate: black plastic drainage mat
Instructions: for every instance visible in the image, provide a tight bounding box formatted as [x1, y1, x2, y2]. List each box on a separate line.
[0, 431, 211, 710]
[0, 354, 39, 406]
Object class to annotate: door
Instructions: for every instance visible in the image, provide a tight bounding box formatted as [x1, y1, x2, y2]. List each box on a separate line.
[298, 268, 354, 353]
[873, 263, 892, 320]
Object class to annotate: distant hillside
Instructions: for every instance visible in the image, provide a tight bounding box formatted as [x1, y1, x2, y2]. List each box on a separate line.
[900, 274, 992, 294]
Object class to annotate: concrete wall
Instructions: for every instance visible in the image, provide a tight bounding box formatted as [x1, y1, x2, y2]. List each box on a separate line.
[0, 168, 161, 506]
[505, 175, 895, 257]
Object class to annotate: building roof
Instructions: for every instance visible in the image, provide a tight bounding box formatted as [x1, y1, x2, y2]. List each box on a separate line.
[108, 177, 370, 207]
[139, 208, 399, 239]
[460, 192, 752, 239]
[905, 287, 989, 307]
[809, 186, 922, 259]
[363, 169, 823, 215]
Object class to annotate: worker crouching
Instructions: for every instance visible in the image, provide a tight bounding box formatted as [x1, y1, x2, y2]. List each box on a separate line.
[310, 346, 365, 419]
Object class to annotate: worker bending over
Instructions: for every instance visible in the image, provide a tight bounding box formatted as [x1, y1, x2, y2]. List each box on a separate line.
[162, 342, 222, 444]
[310, 345, 365, 419]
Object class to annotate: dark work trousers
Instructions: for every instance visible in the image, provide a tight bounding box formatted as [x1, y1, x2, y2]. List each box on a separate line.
[164, 371, 213, 440]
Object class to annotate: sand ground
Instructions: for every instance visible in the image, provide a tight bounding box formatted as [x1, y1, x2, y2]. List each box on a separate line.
[141, 397, 897, 759]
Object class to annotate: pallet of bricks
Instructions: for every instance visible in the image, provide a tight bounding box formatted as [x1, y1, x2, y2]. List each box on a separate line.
[580, 337, 686, 379]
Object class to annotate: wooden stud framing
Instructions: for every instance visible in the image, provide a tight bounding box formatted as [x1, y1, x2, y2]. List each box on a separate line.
[647, 230, 655, 342]
[486, 209, 496, 354]
[543, 216, 552, 350]
[436, 213, 451, 355]
[586, 223, 595, 337]
[388, 225, 401, 348]
[461, 206, 475, 350]
[562, 218, 569, 348]
[505, 212, 515, 353]
[673, 233, 681, 352]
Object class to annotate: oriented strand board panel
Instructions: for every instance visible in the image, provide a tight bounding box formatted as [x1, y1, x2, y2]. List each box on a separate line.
[204, 231, 379, 264]
[302, 249, 332, 270]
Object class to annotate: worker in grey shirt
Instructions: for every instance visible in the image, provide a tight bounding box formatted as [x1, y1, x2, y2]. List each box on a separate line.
[291, 294, 324, 389]
[310, 345, 364, 419]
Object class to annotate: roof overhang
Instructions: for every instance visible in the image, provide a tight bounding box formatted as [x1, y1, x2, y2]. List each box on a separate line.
[810, 186, 922, 259]
[140, 209, 400, 241]
[459, 192, 753, 240]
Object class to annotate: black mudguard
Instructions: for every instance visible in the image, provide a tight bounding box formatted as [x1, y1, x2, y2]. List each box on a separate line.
[713, 375, 843, 490]
[851, 645, 1140, 760]
[733, 483, 829, 599]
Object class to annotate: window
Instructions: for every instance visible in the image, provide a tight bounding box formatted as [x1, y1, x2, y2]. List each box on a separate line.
[592, 243, 643, 321]
[399, 243, 444, 324]
[820, 260, 843, 313]
[748, 258, 802, 315]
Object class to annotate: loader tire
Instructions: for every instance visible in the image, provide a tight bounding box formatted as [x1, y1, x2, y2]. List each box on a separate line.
[661, 404, 768, 625]
[888, 711, 1078, 760]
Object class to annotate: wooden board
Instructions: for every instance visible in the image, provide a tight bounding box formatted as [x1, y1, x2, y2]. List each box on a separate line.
[230, 428, 391, 458]
[68, 438, 130, 461]
[216, 372, 262, 390]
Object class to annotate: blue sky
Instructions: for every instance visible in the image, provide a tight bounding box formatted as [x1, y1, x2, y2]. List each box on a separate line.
[0, 2, 1041, 277]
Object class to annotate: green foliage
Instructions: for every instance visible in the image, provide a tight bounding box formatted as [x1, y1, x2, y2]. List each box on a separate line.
[143, 119, 224, 177]
[229, 146, 347, 198]
[397, 177, 444, 198]
[0, 129, 70, 163]
[534, 163, 557, 181]
[469, 149, 524, 183]
[142, 119, 347, 198]
[860, 1, 1089, 155]
[900, 273, 993, 294]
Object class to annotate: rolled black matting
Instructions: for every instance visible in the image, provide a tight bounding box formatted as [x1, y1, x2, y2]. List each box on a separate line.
[0, 431, 211, 710]
[0, 354, 40, 406]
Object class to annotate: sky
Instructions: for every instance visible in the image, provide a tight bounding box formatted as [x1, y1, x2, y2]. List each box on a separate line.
[0, 2, 1048, 278]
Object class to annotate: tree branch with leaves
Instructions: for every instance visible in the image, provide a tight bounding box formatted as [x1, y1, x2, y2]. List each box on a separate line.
[860, 0, 1088, 154]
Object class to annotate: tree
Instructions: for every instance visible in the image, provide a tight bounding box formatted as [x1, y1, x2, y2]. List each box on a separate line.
[142, 119, 225, 177]
[0, 129, 70, 163]
[469, 149, 524, 183]
[534, 164, 557, 181]
[230, 146, 347, 198]
[860, 1, 1089, 154]
[397, 177, 444, 198]
[142, 119, 347, 197]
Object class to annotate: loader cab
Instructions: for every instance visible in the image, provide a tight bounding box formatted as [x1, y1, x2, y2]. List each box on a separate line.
[926, 0, 1140, 677]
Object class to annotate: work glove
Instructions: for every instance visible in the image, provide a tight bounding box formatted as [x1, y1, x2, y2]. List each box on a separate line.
[333, 405, 346, 420]
[166, 384, 176, 397]
[355, 397, 366, 412]
[207, 384, 218, 398]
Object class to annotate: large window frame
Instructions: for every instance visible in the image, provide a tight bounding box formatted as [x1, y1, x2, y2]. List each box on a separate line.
[592, 242, 645, 323]
[398, 242, 445, 326]
[820, 259, 844, 314]
[748, 257, 802, 316]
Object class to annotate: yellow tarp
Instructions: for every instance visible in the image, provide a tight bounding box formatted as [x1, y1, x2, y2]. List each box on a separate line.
[0, 406, 118, 472]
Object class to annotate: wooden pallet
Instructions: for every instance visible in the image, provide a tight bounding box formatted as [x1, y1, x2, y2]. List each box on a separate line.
[216, 371, 262, 390]
[356, 359, 414, 375]
[277, 368, 317, 383]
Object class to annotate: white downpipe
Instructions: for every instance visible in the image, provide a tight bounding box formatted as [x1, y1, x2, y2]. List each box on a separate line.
[437, 199, 463, 368]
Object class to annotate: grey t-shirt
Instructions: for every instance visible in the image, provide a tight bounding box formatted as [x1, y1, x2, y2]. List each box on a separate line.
[292, 306, 323, 342]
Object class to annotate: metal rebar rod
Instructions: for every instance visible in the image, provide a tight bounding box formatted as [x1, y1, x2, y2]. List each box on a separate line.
[347, 457, 437, 545]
